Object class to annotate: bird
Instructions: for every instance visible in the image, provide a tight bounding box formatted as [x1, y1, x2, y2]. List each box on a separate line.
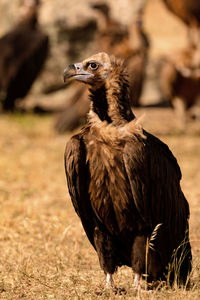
[63, 52, 192, 291]
[92, 2, 149, 107]
[55, 2, 149, 133]
[159, 45, 200, 131]
[0, 0, 49, 111]
[162, 0, 200, 46]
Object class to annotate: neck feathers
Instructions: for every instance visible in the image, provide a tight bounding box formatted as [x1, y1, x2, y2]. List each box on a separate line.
[89, 59, 135, 125]
[89, 87, 112, 123]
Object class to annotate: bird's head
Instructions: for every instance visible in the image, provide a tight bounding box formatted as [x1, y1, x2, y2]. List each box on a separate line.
[19, 0, 40, 24]
[63, 52, 114, 89]
[63, 52, 133, 123]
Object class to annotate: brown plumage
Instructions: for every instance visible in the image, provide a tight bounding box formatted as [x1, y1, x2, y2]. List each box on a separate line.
[159, 45, 200, 130]
[0, 0, 49, 111]
[64, 53, 192, 291]
[93, 3, 149, 107]
[163, 0, 200, 46]
[55, 85, 89, 132]
[55, 2, 149, 132]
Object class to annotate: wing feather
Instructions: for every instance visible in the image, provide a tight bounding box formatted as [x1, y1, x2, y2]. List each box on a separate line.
[123, 132, 189, 236]
[64, 133, 96, 248]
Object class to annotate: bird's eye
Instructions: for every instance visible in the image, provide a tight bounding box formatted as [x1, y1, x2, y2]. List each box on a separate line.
[89, 62, 98, 70]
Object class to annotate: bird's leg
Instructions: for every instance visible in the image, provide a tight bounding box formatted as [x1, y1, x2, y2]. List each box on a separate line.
[95, 273, 116, 296]
[133, 273, 141, 290]
[105, 273, 115, 290]
[104, 273, 127, 295]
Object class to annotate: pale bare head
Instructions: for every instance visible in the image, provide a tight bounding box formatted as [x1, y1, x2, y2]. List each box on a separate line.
[63, 52, 114, 88]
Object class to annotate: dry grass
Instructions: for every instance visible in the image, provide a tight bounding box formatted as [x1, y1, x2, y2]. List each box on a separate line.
[0, 111, 200, 299]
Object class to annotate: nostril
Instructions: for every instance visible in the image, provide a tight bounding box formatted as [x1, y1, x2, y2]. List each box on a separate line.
[68, 64, 76, 71]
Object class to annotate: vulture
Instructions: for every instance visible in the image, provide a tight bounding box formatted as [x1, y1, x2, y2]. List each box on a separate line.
[64, 52, 192, 291]
[55, 2, 149, 132]
[0, 0, 49, 111]
[159, 45, 200, 130]
[55, 85, 89, 133]
[92, 2, 149, 107]
[162, 0, 200, 46]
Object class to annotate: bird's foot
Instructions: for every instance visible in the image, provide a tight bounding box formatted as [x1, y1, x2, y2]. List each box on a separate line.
[104, 273, 118, 293]
[105, 273, 126, 294]
[95, 273, 126, 295]
[133, 273, 141, 291]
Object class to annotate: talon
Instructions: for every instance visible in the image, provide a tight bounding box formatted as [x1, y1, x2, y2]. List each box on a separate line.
[133, 273, 141, 290]
[105, 273, 115, 290]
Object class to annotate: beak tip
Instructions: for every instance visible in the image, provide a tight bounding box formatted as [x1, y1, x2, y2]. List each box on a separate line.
[63, 64, 76, 83]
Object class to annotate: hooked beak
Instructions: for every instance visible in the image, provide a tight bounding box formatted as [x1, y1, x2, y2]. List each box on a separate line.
[63, 62, 94, 83]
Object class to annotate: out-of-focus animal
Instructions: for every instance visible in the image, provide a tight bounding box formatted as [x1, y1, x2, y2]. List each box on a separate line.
[163, 0, 200, 46]
[0, 0, 49, 111]
[159, 45, 200, 130]
[64, 52, 192, 291]
[93, 2, 149, 107]
[55, 2, 149, 133]
[55, 85, 89, 132]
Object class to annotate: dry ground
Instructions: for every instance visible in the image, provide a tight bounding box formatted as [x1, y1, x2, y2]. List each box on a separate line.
[0, 110, 200, 300]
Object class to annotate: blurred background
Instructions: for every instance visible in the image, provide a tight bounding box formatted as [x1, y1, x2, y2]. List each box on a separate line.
[0, 1, 200, 298]
[0, 0, 200, 133]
